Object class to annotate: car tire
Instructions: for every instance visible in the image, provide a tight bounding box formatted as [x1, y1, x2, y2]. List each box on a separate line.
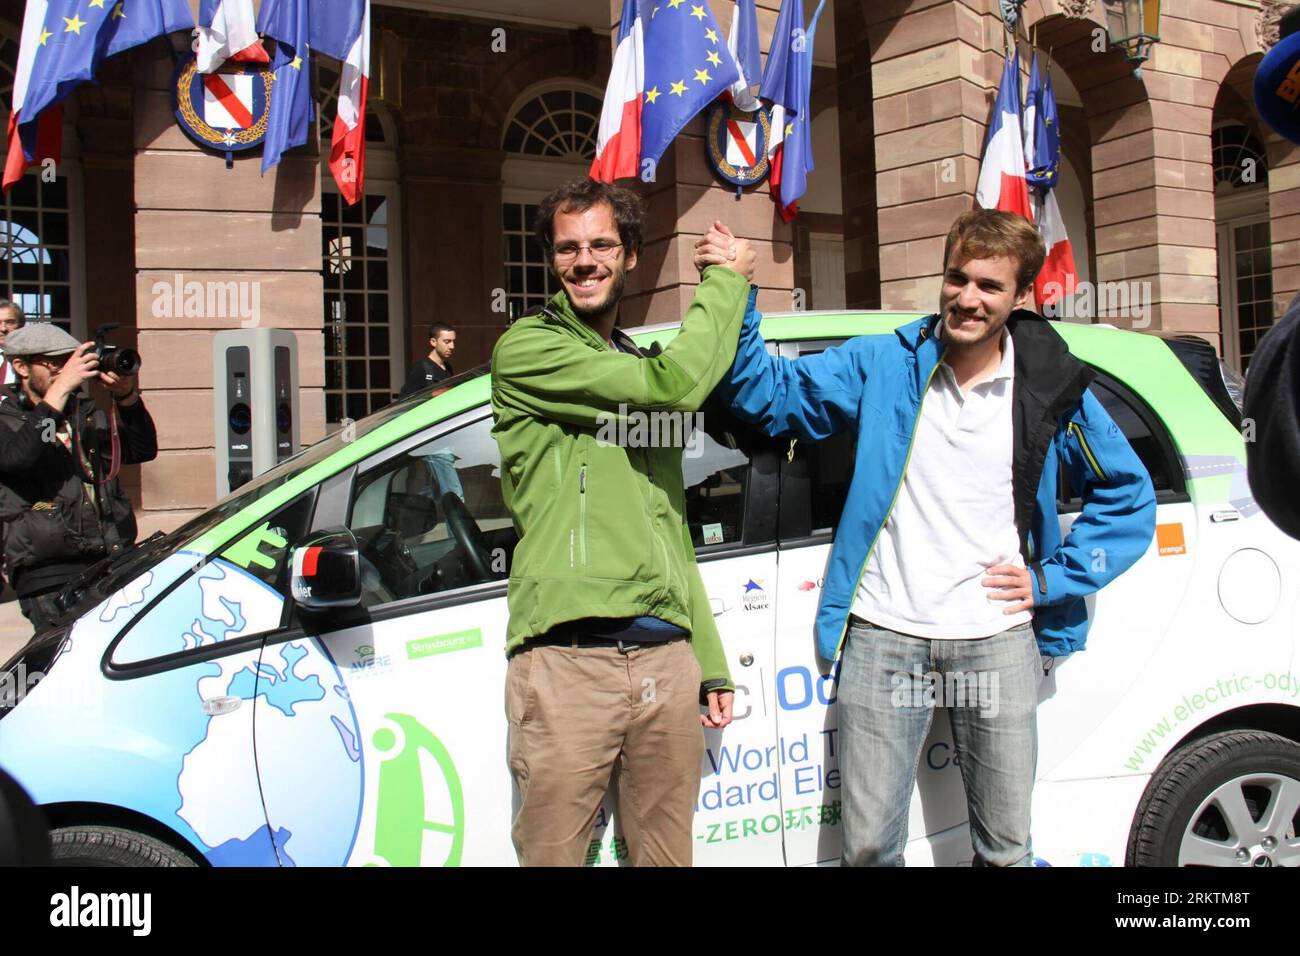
[1127, 729, 1300, 867]
[50, 825, 198, 867]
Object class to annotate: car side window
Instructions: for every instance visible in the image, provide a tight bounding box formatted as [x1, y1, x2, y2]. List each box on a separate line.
[775, 344, 857, 538]
[684, 403, 760, 549]
[347, 415, 515, 607]
[1058, 374, 1183, 511]
[110, 491, 317, 666]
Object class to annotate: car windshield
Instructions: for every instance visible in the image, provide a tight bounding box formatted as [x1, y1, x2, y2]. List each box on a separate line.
[55, 365, 489, 620]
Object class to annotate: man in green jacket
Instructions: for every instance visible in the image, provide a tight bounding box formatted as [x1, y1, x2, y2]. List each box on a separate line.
[490, 179, 755, 866]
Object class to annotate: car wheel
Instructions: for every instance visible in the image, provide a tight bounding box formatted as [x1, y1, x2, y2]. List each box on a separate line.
[50, 825, 198, 867]
[1128, 730, 1300, 867]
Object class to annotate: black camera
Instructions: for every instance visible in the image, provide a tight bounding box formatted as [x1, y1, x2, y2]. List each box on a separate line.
[92, 323, 142, 376]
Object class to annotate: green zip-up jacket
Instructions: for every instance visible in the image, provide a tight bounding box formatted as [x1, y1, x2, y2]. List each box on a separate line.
[489, 264, 751, 692]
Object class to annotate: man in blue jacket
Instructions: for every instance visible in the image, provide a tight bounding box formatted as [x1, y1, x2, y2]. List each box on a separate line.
[698, 209, 1156, 866]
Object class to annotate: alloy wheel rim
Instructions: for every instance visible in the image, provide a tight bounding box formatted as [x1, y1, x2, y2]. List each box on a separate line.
[1178, 772, 1300, 867]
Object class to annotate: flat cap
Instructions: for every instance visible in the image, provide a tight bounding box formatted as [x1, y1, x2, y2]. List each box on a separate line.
[3, 323, 81, 358]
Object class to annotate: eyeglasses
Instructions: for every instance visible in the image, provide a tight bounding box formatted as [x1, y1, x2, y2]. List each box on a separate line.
[30, 355, 68, 371]
[552, 240, 624, 264]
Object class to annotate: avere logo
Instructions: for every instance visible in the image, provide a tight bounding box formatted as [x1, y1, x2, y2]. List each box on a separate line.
[368, 713, 466, 866]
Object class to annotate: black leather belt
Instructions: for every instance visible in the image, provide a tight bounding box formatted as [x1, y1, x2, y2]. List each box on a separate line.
[518, 630, 687, 656]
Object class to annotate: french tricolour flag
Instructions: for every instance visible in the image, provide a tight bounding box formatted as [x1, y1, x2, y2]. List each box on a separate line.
[1031, 189, 1077, 307]
[590, 0, 643, 183]
[318, 0, 370, 206]
[976, 51, 1032, 221]
[197, 0, 268, 73]
[726, 0, 761, 112]
[4, 0, 62, 192]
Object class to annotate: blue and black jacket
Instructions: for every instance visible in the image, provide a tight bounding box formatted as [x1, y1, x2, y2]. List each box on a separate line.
[717, 297, 1158, 661]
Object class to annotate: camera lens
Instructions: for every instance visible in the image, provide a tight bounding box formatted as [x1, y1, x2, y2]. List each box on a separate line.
[113, 348, 142, 376]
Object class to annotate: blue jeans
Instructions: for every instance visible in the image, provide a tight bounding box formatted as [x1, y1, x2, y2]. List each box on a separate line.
[423, 449, 463, 500]
[838, 618, 1041, 867]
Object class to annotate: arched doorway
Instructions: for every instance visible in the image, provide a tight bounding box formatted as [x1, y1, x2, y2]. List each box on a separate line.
[1213, 123, 1271, 374]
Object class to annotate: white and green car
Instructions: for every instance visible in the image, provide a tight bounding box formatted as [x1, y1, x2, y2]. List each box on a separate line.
[1, 313, 1296, 867]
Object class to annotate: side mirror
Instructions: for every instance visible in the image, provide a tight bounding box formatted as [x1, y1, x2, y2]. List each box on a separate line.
[291, 527, 362, 611]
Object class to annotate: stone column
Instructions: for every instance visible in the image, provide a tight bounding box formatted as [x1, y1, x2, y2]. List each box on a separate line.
[835, 0, 880, 310]
[1267, 133, 1300, 317]
[402, 146, 506, 371]
[1067, 0, 1221, 336]
[611, 0, 796, 327]
[132, 42, 324, 535]
[868, 0, 990, 312]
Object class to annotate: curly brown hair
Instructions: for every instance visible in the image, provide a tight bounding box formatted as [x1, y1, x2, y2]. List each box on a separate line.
[942, 209, 1046, 293]
[534, 179, 645, 259]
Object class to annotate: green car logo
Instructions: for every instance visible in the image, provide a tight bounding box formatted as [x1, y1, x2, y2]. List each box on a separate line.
[370, 713, 466, 867]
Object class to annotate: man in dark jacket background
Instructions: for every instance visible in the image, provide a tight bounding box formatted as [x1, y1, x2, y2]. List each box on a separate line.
[0, 324, 157, 630]
[399, 322, 456, 398]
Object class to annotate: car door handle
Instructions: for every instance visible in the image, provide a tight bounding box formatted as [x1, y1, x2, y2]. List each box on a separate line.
[710, 597, 728, 617]
[1210, 509, 1241, 523]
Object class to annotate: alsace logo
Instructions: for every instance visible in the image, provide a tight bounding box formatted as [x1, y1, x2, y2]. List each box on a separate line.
[350, 644, 392, 677]
[742, 579, 770, 611]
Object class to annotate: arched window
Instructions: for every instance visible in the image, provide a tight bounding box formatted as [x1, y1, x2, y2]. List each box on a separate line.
[317, 63, 403, 426]
[1213, 124, 1268, 189]
[503, 89, 602, 160]
[0, 21, 85, 336]
[501, 85, 601, 319]
[1213, 123, 1271, 374]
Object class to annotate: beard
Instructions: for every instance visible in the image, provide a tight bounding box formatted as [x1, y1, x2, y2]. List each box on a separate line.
[567, 267, 628, 321]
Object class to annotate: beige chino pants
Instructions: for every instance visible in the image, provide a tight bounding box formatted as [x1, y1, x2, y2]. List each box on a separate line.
[505, 637, 705, 866]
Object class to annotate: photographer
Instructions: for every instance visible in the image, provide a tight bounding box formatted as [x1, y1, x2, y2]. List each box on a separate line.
[0, 324, 157, 630]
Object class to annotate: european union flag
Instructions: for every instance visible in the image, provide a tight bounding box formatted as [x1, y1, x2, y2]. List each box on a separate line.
[758, 0, 803, 113]
[1024, 52, 1061, 190]
[639, 0, 739, 169]
[13, 0, 192, 159]
[761, 0, 822, 220]
[257, 0, 312, 174]
[258, 0, 368, 176]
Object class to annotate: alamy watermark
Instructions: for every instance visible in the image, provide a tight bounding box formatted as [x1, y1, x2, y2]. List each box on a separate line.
[595, 404, 706, 458]
[0, 662, 104, 718]
[151, 273, 261, 328]
[1039, 276, 1152, 329]
[891, 665, 1000, 718]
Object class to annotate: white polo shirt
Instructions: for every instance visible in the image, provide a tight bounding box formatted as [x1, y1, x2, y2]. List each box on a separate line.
[851, 327, 1033, 639]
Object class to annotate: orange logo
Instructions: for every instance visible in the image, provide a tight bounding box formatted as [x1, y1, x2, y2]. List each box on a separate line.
[1156, 523, 1186, 556]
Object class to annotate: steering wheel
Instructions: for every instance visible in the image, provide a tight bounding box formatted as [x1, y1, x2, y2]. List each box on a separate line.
[366, 527, 419, 586]
[442, 492, 495, 582]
